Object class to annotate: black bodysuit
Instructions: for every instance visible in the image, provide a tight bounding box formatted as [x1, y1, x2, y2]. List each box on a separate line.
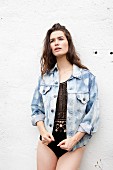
[40, 81, 68, 158]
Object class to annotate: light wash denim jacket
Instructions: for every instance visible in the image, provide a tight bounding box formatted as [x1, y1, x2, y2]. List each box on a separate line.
[31, 64, 99, 151]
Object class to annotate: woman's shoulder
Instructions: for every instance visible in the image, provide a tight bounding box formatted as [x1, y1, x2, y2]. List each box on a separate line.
[80, 67, 96, 83]
[73, 64, 96, 79]
[37, 72, 51, 86]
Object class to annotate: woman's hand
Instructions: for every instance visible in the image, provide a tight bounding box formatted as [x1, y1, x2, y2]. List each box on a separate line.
[36, 121, 55, 145]
[57, 132, 86, 151]
[41, 131, 55, 145]
[57, 137, 78, 151]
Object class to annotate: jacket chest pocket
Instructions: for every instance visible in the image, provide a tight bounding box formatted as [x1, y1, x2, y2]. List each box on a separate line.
[67, 89, 89, 108]
[39, 85, 52, 102]
[76, 93, 89, 104]
[76, 92, 89, 112]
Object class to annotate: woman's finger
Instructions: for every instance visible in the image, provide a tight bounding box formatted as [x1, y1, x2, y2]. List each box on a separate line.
[59, 145, 68, 150]
[57, 139, 66, 146]
[43, 136, 51, 142]
[49, 134, 55, 141]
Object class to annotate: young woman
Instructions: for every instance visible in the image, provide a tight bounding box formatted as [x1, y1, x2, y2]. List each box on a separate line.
[31, 23, 99, 170]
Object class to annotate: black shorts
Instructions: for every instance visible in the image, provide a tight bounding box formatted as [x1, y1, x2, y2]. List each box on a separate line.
[40, 131, 67, 158]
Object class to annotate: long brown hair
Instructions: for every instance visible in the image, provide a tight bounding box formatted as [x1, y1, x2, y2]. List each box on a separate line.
[40, 23, 88, 75]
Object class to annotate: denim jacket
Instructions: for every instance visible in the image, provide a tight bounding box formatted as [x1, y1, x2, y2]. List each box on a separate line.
[31, 64, 99, 151]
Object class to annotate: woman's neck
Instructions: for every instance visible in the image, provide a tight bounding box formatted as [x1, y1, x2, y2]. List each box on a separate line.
[56, 55, 73, 72]
[56, 55, 73, 83]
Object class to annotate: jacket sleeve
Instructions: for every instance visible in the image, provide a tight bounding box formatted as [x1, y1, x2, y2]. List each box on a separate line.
[31, 76, 45, 126]
[78, 73, 99, 135]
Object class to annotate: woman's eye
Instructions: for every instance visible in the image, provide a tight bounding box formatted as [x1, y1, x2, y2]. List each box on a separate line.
[59, 38, 63, 40]
[50, 39, 54, 43]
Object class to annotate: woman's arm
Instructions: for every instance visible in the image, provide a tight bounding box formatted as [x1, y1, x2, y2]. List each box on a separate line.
[78, 74, 99, 136]
[31, 76, 45, 126]
[36, 121, 55, 144]
[72, 131, 86, 143]
[31, 76, 54, 144]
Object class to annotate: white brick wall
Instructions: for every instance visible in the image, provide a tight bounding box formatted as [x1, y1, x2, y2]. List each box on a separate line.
[0, 0, 113, 169]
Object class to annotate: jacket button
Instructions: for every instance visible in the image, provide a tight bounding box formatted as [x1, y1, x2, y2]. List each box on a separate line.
[51, 109, 54, 112]
[83, 98, 86, 101]
[43, 90, 45, 93]
[69, 87, 73, 90]
[49, 124, 52, 127]
[54, 95, 57, 98]
[55, 81, 58, 84]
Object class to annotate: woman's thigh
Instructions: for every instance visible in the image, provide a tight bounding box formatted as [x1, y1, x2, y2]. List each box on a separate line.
[37, 140, 58, 170]
[56, 146, 86, 170]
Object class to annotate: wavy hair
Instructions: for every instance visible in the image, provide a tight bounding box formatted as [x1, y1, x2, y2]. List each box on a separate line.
[40, 23, 88, 75]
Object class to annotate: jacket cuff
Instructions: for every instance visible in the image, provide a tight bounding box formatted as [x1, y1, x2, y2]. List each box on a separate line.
[79, 123, 93, 135]
[31, 114, 45, 126]
[77, 126, 86, 132]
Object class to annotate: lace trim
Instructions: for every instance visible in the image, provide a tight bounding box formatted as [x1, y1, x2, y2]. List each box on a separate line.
[54, 81, 67, 132]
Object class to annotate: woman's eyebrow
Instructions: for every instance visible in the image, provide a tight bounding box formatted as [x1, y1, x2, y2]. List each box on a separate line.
[58, 36, 64, 38]
[50, 36, 64, 40]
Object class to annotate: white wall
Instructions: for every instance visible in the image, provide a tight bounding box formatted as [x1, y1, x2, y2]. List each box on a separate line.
[0, 0, 113, 169]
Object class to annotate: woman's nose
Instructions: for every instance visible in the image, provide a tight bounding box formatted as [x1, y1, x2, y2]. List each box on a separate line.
[55, 39, 59, 45]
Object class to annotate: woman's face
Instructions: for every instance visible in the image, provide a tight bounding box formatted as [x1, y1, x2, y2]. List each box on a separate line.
[50, 30, 68, 57]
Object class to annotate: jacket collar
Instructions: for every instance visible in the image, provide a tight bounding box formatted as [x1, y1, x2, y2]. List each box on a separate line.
[49, 64, 82, 79]
[72, 64, 82, 79]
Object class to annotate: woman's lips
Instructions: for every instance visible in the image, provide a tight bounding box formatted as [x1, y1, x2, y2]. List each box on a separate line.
[54, 47, 61, 52]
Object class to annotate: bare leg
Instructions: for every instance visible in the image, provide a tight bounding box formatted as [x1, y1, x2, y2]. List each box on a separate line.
[56, 146, 86, 170]
[37, 140, 58, 170]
